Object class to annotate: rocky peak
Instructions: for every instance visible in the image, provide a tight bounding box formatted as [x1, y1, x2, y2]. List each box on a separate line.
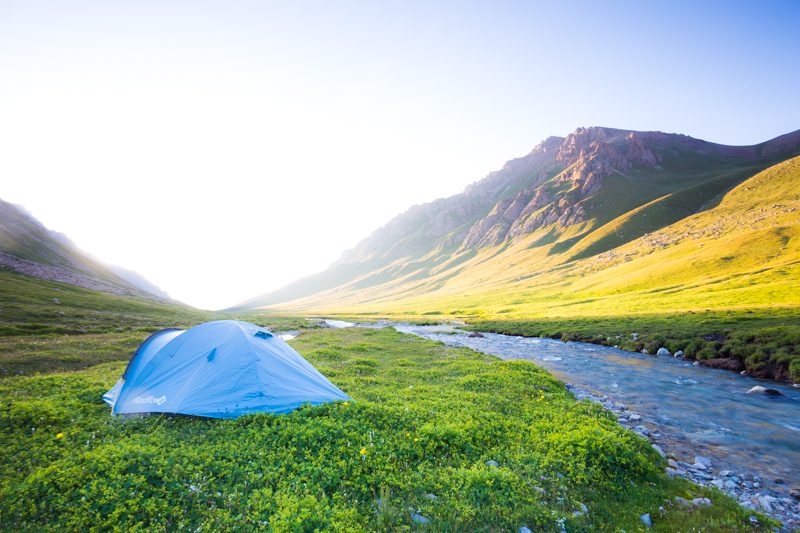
[461, 127, 666, 248]
[532, 136, 565, 154]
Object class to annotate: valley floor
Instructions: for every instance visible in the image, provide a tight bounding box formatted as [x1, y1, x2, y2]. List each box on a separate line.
[0, 326, 778, 531]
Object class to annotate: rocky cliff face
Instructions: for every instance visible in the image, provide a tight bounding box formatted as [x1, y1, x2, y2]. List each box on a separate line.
[344, 127, 746, 260]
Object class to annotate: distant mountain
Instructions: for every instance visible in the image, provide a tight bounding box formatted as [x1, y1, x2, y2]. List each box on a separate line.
[0, 199, 171, 301]
[107, 265, 171, 300]
[234, 126, 800, 311]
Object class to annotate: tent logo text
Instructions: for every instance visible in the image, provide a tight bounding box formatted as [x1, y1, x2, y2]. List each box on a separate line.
[133, 395, 167, 406]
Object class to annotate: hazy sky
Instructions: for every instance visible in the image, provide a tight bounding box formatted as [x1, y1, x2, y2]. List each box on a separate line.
[2, 1, 799, 309]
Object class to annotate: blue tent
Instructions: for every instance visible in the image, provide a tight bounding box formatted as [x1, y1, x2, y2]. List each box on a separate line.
[103, 320, 349, 418]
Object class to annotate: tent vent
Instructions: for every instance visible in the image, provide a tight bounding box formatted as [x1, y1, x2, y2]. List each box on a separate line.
[254, 331, 273, 339]
[207, 347, 217, 362]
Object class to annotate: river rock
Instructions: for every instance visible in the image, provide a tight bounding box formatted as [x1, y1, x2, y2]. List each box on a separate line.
[790, 488, 800, 500]
[666, 467, 680, 477]
[468, 332, 485, 338]
[719, 470, 731, 477]
[757, 495, 774, 512]
[674, 350, 684, 358]
[746, 386, 782, 396]
[695, 456, 712, 468]
[641, 349, 649, 355]
[656, 347, 671, 356]
[724, 479, 737, 490]
[629, 413, 641, 421]
[693, 361, 700, 366]
[634, 425, 650, 436]
[652, 444, 666, 458]
[640, 513, 652, 528]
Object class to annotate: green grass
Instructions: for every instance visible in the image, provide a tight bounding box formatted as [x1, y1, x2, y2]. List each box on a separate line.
[0, 328, 774, 531]
[266, 156, 800, 382]
[0, 270, 313, 377]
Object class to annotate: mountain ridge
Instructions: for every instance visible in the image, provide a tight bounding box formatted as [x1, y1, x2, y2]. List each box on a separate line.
[234, 126, 800, 310]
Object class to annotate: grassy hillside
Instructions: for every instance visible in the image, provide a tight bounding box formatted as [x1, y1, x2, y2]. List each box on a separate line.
[240, 129, 800, 311]
[265, 156, 800, 381]
[0, 327, 773, 531]
[0, 270, 306, 377]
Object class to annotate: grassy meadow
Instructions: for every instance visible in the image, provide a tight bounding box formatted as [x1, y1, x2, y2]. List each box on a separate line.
[0, 326, 775, 531]
[0, 268, 779, 530]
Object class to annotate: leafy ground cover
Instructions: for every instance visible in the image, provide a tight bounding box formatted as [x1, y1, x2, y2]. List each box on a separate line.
[0, 327, 773, 531]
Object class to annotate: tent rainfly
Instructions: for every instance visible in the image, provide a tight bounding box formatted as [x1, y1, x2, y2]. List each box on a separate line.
[103, 320, 349, 418]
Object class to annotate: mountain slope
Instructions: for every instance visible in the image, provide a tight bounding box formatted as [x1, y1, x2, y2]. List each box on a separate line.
[0, 199, 169, 301]
[236, 127, 800, 311]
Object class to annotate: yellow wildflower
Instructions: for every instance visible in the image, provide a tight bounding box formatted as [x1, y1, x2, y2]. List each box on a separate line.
[360, 447, 367, 455]
[405, 432, 411, 438]
[55, 433, 64, 440]
[342, 401, 350, 407]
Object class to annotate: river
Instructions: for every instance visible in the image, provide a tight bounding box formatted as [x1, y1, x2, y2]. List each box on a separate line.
[322, 320, 800, 527]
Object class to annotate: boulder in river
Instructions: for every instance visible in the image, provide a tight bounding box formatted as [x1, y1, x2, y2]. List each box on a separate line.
[641, 348, 649, 355]
[468, 332, 485, 338]
[656, 347, 671, 356]
[746, 386, 782, 396]
[674, 350, 684, 358]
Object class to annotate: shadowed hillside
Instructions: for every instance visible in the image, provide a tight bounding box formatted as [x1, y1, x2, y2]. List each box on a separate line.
[0, 199, 170, 301]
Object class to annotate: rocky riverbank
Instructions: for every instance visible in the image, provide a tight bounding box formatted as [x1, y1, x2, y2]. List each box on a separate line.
[565, 382, 800, 531]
